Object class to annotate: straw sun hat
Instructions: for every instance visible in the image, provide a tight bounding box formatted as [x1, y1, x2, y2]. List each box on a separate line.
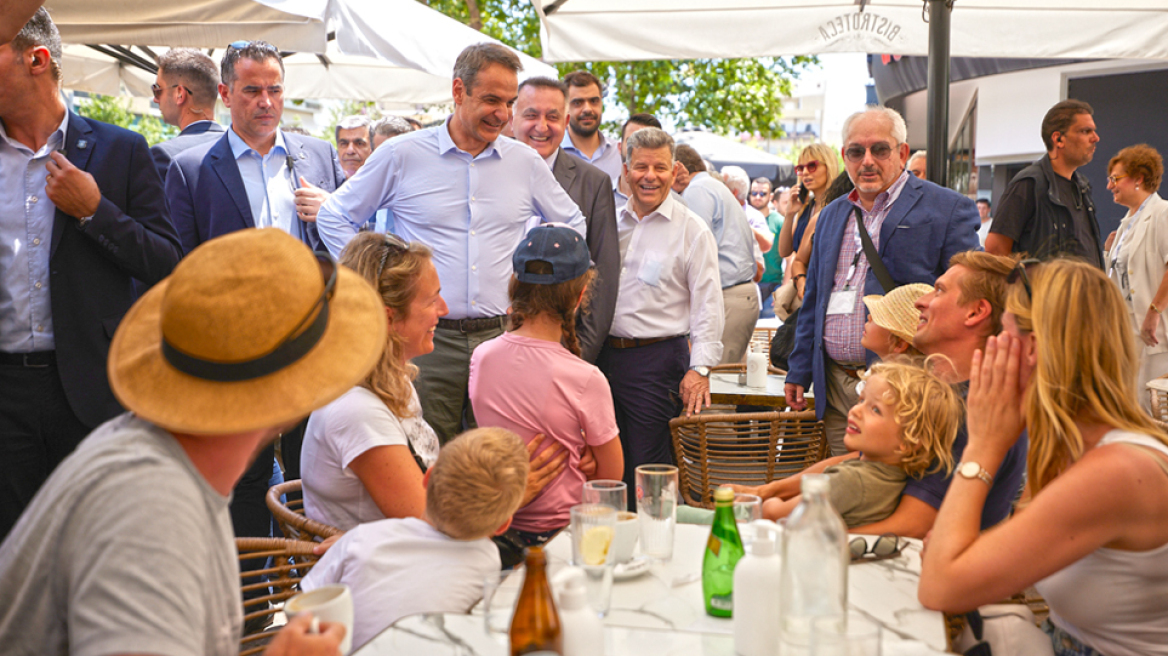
[108, 229, 387, 434]
[862, 283, 935, 344]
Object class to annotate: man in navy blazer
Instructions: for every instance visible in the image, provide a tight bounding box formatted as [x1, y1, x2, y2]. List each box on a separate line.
[165, 41, 344, 256]
[0, 9, 182, 538]
[785, 107, 980, 456]
[149, 48, 225, 185]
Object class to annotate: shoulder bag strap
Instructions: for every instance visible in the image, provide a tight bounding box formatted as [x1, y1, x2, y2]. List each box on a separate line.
[854, 206, 898, 293]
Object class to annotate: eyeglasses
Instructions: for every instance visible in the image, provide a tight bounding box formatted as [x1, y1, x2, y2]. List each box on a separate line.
[794, 161, 821, 175]
[849, 533, 902, 563]
[1006, 258, 1042, 302]
[750, 191, 770, 197]
[843, 143, 894, 163]
[151, 83, 186, 101]
[376, 233, 410, 279]
[1107, 174, 1128, 185]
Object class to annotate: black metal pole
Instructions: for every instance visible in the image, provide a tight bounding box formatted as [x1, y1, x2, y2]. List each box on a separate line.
[925, 0, 951, 185]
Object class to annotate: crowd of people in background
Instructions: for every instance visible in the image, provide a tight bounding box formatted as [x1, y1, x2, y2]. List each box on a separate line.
[1, 7, 1167, 656]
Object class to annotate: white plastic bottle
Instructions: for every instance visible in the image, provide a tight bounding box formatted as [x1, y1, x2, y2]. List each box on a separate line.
[553, 568, 604, 656]
[746, 345, 768, 388]
[733, 521, 782, 656]
[778, 474, 849, 652]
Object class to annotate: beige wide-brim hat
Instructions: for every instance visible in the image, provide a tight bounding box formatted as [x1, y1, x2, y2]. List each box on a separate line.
[863, 283, 935, 344]
[109, 229, 387, 435]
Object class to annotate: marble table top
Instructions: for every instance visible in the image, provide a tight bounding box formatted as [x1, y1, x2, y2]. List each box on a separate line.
[355, 524, 950, 656]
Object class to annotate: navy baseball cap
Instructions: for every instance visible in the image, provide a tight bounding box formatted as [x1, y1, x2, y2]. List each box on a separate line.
[512, 224, 591, 285]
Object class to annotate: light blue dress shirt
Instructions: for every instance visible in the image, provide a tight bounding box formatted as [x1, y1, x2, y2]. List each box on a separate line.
[0, 111, 69, 352]
[317, 118, 586, 320]
[561, 131, 622, 184]
[682, 172, 757, 289]
[226, 128, 304, 243]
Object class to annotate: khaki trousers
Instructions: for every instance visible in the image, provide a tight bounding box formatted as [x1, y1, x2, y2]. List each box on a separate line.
[823, 359, 863, 457]
[720, 282, 761, 364]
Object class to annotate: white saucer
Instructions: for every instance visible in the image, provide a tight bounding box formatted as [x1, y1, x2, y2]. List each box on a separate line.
[613, 555, 652, 581]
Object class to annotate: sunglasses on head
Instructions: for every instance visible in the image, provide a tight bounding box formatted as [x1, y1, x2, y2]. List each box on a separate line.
[1006, 258, 1042, 302]
[843, 143, 894, 163]
[794, 161, 821, 176]
[228, 40, 280, 53]
[849, 533, 902, 563]
[375, 233, 410, 279]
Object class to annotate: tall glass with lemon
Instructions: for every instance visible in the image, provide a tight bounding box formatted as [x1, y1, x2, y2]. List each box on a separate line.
[569, 503, 617, 617]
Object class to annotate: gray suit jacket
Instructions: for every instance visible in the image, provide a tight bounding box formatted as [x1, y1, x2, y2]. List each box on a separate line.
[552, 149, 620, 363]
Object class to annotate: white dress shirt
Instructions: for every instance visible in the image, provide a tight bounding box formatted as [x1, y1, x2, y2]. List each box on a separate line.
[611, 194, 724, 367]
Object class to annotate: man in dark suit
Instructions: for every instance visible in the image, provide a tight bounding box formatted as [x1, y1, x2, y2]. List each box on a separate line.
[511, 76, 619, 363]
[0, 9, 182, 539]
[149, 48, 225, 185]
[164, 40, 345, 552]
[785, 107, 980, 456]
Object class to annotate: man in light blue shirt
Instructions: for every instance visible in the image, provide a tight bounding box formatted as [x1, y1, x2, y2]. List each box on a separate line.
[560, 70, 622, 184]
[316, 44, 586, 443]
[673, 145, 760, 364]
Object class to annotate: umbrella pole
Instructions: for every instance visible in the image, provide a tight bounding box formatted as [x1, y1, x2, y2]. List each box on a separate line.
[925, 0, 951, 186]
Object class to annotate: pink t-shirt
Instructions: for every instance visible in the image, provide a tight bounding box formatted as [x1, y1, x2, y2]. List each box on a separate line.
[469, 332, 620, 533]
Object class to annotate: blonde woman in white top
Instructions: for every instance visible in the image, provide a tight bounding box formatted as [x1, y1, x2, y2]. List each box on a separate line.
[1104, 144, 1168, 409]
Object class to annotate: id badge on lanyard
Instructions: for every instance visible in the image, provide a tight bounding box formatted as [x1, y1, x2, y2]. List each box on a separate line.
[827, 249, 862, 316]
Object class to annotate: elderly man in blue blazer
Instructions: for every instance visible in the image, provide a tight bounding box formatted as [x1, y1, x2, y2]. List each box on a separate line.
[785, 107, 980, 456]
[166, 41, 345, 256]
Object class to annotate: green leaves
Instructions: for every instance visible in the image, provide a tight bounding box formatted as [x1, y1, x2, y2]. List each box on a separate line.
[75, 94, 178, 146]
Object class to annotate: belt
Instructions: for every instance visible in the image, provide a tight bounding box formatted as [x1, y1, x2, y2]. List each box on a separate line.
[606, 334, 687, 349]
[0, 350, 55, 367]
[437, 316, 507, 333]
[836, 363, 864, 379]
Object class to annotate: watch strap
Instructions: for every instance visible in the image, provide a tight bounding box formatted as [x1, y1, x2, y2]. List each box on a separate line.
[959, 461, 994, 486]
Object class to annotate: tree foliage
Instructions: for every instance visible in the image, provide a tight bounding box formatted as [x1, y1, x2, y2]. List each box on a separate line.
[421, 0, 814, 138]
[75, 94, 177, 146]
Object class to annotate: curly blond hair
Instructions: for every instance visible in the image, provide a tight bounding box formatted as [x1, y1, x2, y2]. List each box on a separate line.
[865, 358, 963, 477]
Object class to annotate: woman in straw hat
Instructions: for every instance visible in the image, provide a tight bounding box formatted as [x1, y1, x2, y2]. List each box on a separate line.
[920, 259, 1168, 655]
[0, 229, 385, 655]
[860, 283, 932, 362]
[301, 233, 567, 532]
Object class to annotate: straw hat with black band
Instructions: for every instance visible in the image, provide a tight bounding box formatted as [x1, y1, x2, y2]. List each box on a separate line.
[109, 229, 387, 434]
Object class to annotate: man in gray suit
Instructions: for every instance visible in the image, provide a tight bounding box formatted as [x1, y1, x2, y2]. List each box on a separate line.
[511, 76, 619, 363]
[149, 48, 225, 184]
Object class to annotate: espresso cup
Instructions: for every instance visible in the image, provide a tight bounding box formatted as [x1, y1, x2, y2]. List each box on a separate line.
[285, 584, 354, 654]
[612, 510, 640, 564]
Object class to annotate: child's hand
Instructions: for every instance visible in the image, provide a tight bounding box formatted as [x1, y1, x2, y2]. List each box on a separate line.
[578, 446, 598, 478]
[967, 332, 1027, 456]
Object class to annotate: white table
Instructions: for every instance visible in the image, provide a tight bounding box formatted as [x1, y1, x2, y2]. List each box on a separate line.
[355, 525, 949, 655]
[708, 372, 813, 409]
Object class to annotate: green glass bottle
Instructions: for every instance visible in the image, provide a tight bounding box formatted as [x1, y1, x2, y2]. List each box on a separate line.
[702, 485, 745, 617]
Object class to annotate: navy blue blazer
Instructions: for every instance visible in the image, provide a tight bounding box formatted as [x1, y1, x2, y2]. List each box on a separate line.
[150, 121, 226, 185]
[787, 174, 981, 419]
[52, 112, 183, 427]
[165, 130, 346, 254]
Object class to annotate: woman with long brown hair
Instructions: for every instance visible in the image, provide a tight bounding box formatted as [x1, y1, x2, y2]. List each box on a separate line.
[919, 259, 1168, 655]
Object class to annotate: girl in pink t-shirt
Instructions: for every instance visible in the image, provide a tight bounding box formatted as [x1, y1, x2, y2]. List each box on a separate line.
[469, 225, 624, 543]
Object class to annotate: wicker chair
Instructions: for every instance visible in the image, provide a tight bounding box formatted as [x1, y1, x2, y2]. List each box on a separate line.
[670, 410, 827, 508]
[749, 326, 776, 360]
[237, 537, 322, 656]
[266, 480, 342, 542]
[1149, 374, 1168, 422]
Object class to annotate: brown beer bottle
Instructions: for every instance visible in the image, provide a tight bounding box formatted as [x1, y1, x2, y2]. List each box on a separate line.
[509, 546, 564, 655]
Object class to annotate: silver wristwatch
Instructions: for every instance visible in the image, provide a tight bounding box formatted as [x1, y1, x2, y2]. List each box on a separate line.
[957, 461, 993, 486]
[692, 365, 710, 377]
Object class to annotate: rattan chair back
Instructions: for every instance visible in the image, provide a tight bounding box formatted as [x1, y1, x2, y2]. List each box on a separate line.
[236, 537, 321, 656]
[670, 410, 827, 508]
[1149, 376, 1168, 422]
[266, 480, 342, 542]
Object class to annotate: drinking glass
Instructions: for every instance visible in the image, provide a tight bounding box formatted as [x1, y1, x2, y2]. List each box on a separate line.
[635, 464, 678, 562]
[582, 480, 627, 511]
[779, 613, 881, 656]
[733, 493, 762, 549]
[569, 504, 617, 616]
[483, 569, 522, 635]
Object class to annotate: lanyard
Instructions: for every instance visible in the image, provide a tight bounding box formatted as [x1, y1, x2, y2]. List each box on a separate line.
[1110, 194, 1155, 275]
[845, 210, 874, 290]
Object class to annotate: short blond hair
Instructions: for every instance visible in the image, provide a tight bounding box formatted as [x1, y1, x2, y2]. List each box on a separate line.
[426, 427, 529, 540]
[865, 358, 963, 478]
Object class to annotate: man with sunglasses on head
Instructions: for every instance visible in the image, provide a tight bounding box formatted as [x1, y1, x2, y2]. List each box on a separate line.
[785, 107, 980, 457]
[316, 43, 586, 444]
[0, 8, 182, 541]
[149, 48, 224, 185]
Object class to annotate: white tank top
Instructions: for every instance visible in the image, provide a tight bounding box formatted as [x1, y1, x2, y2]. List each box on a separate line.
[1034, 430, 1168, 656]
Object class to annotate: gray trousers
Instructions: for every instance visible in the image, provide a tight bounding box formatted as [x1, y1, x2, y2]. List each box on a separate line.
[413, 323, 505, 445]
[720, 282, 760, 364]
[823, 359, 863, 457]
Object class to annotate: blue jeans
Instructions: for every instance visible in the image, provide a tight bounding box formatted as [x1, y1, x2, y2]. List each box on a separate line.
[758, 281, 781, 319]
[1042, 619, 1105, 656]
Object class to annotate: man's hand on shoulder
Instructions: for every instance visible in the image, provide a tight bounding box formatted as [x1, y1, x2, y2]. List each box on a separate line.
[45, 151, 101, 220]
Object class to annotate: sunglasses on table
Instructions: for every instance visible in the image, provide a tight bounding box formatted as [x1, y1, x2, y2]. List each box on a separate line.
[794, 161, 821, 175]
[849, 533, 902, 563]
[843, 143, 895, 163]
[1006, 258, 1042, 302]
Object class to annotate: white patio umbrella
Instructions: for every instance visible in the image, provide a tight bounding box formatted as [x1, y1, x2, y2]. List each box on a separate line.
[46, 0, 329, 53]
[674, 129, 794, 184]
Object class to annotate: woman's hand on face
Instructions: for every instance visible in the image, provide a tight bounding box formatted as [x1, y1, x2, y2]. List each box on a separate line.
[1142, 308, 1160, 346]
[967, 333, 1027, 456]
[783, 187, 804, 219]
